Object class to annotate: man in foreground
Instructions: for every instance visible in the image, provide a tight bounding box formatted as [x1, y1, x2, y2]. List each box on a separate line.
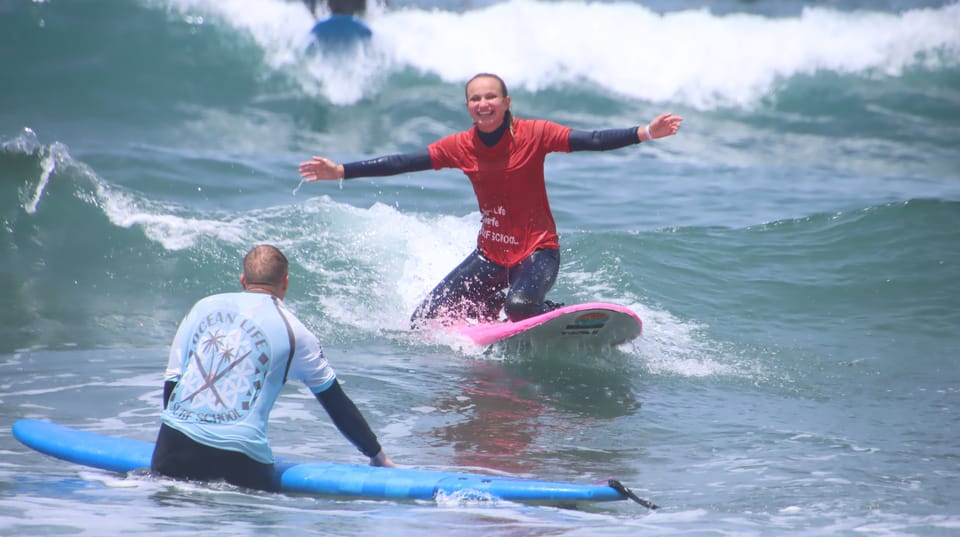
[151, 244, 395, 491]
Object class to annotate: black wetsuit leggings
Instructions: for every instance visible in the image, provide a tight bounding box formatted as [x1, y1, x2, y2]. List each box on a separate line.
[151, 423, 278, 492]
[410, 248, 560, 326]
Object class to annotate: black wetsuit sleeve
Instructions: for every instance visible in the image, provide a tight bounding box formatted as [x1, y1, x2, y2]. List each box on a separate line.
[568, 127, 642, 151]
[314, 379, 383, 458]
[342, 150, 433, 179]
[162, 380, 177, 409]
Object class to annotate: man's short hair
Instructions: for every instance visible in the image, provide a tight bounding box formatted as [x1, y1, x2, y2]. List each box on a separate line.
[243, 245, 289, 287]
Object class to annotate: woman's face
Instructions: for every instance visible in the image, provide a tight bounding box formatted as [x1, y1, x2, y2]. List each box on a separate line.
[465, 76, 511, 133]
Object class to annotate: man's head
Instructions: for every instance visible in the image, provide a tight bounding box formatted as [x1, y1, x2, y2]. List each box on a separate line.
[329, 0, 365, 16]
[241, 244, 290, 298]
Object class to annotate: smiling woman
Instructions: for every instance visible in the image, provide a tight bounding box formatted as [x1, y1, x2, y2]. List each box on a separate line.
[466, 74, 512, 132]
[298, 72, 683, 329]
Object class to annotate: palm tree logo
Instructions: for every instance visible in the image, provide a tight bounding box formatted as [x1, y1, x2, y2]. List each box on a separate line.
[182, 328, 251, 407]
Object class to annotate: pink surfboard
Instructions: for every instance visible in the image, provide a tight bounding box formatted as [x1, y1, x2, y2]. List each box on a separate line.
[451, 302, 642, 347]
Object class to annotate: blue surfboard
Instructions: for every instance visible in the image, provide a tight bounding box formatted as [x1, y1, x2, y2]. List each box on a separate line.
[309, 14, 371, 51]
[11, 420, 656, 507]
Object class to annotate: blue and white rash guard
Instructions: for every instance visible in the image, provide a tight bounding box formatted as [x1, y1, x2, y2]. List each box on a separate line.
[161, 291, 335, 464]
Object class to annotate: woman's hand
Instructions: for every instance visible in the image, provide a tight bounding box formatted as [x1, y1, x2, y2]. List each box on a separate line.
[645, 113, 684, 140]
[298, 156, 345, 182]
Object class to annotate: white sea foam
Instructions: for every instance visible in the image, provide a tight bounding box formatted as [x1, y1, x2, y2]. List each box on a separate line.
[162, 0, 960, 108]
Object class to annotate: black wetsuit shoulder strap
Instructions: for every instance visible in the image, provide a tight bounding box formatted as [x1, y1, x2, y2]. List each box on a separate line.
[271, 295, 297, 384]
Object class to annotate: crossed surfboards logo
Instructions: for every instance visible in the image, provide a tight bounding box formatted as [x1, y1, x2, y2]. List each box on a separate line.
[171, 320, 269, 421]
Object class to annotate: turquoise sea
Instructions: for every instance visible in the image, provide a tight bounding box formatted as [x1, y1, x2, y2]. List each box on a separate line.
[2, 0, 959, 535]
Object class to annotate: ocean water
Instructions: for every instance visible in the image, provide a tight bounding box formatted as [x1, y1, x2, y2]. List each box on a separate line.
[2, 0, 959, 535]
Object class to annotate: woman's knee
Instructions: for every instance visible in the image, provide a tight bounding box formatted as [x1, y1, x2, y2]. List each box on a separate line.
[504, 293, 539, 321]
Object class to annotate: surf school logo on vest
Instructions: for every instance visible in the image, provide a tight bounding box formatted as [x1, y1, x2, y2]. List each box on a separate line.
[169, 311, 270, 424]
[562, 312, 609, 335]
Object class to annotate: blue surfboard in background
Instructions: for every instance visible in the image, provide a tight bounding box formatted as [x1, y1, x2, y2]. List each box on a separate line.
[309, 14, 372, 50]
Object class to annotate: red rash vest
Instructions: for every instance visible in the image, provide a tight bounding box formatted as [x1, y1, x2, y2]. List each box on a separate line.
[428, 118, 572, 267]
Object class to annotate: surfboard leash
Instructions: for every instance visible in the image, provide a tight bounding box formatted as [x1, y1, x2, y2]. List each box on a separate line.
[608, 479, 659, 510]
